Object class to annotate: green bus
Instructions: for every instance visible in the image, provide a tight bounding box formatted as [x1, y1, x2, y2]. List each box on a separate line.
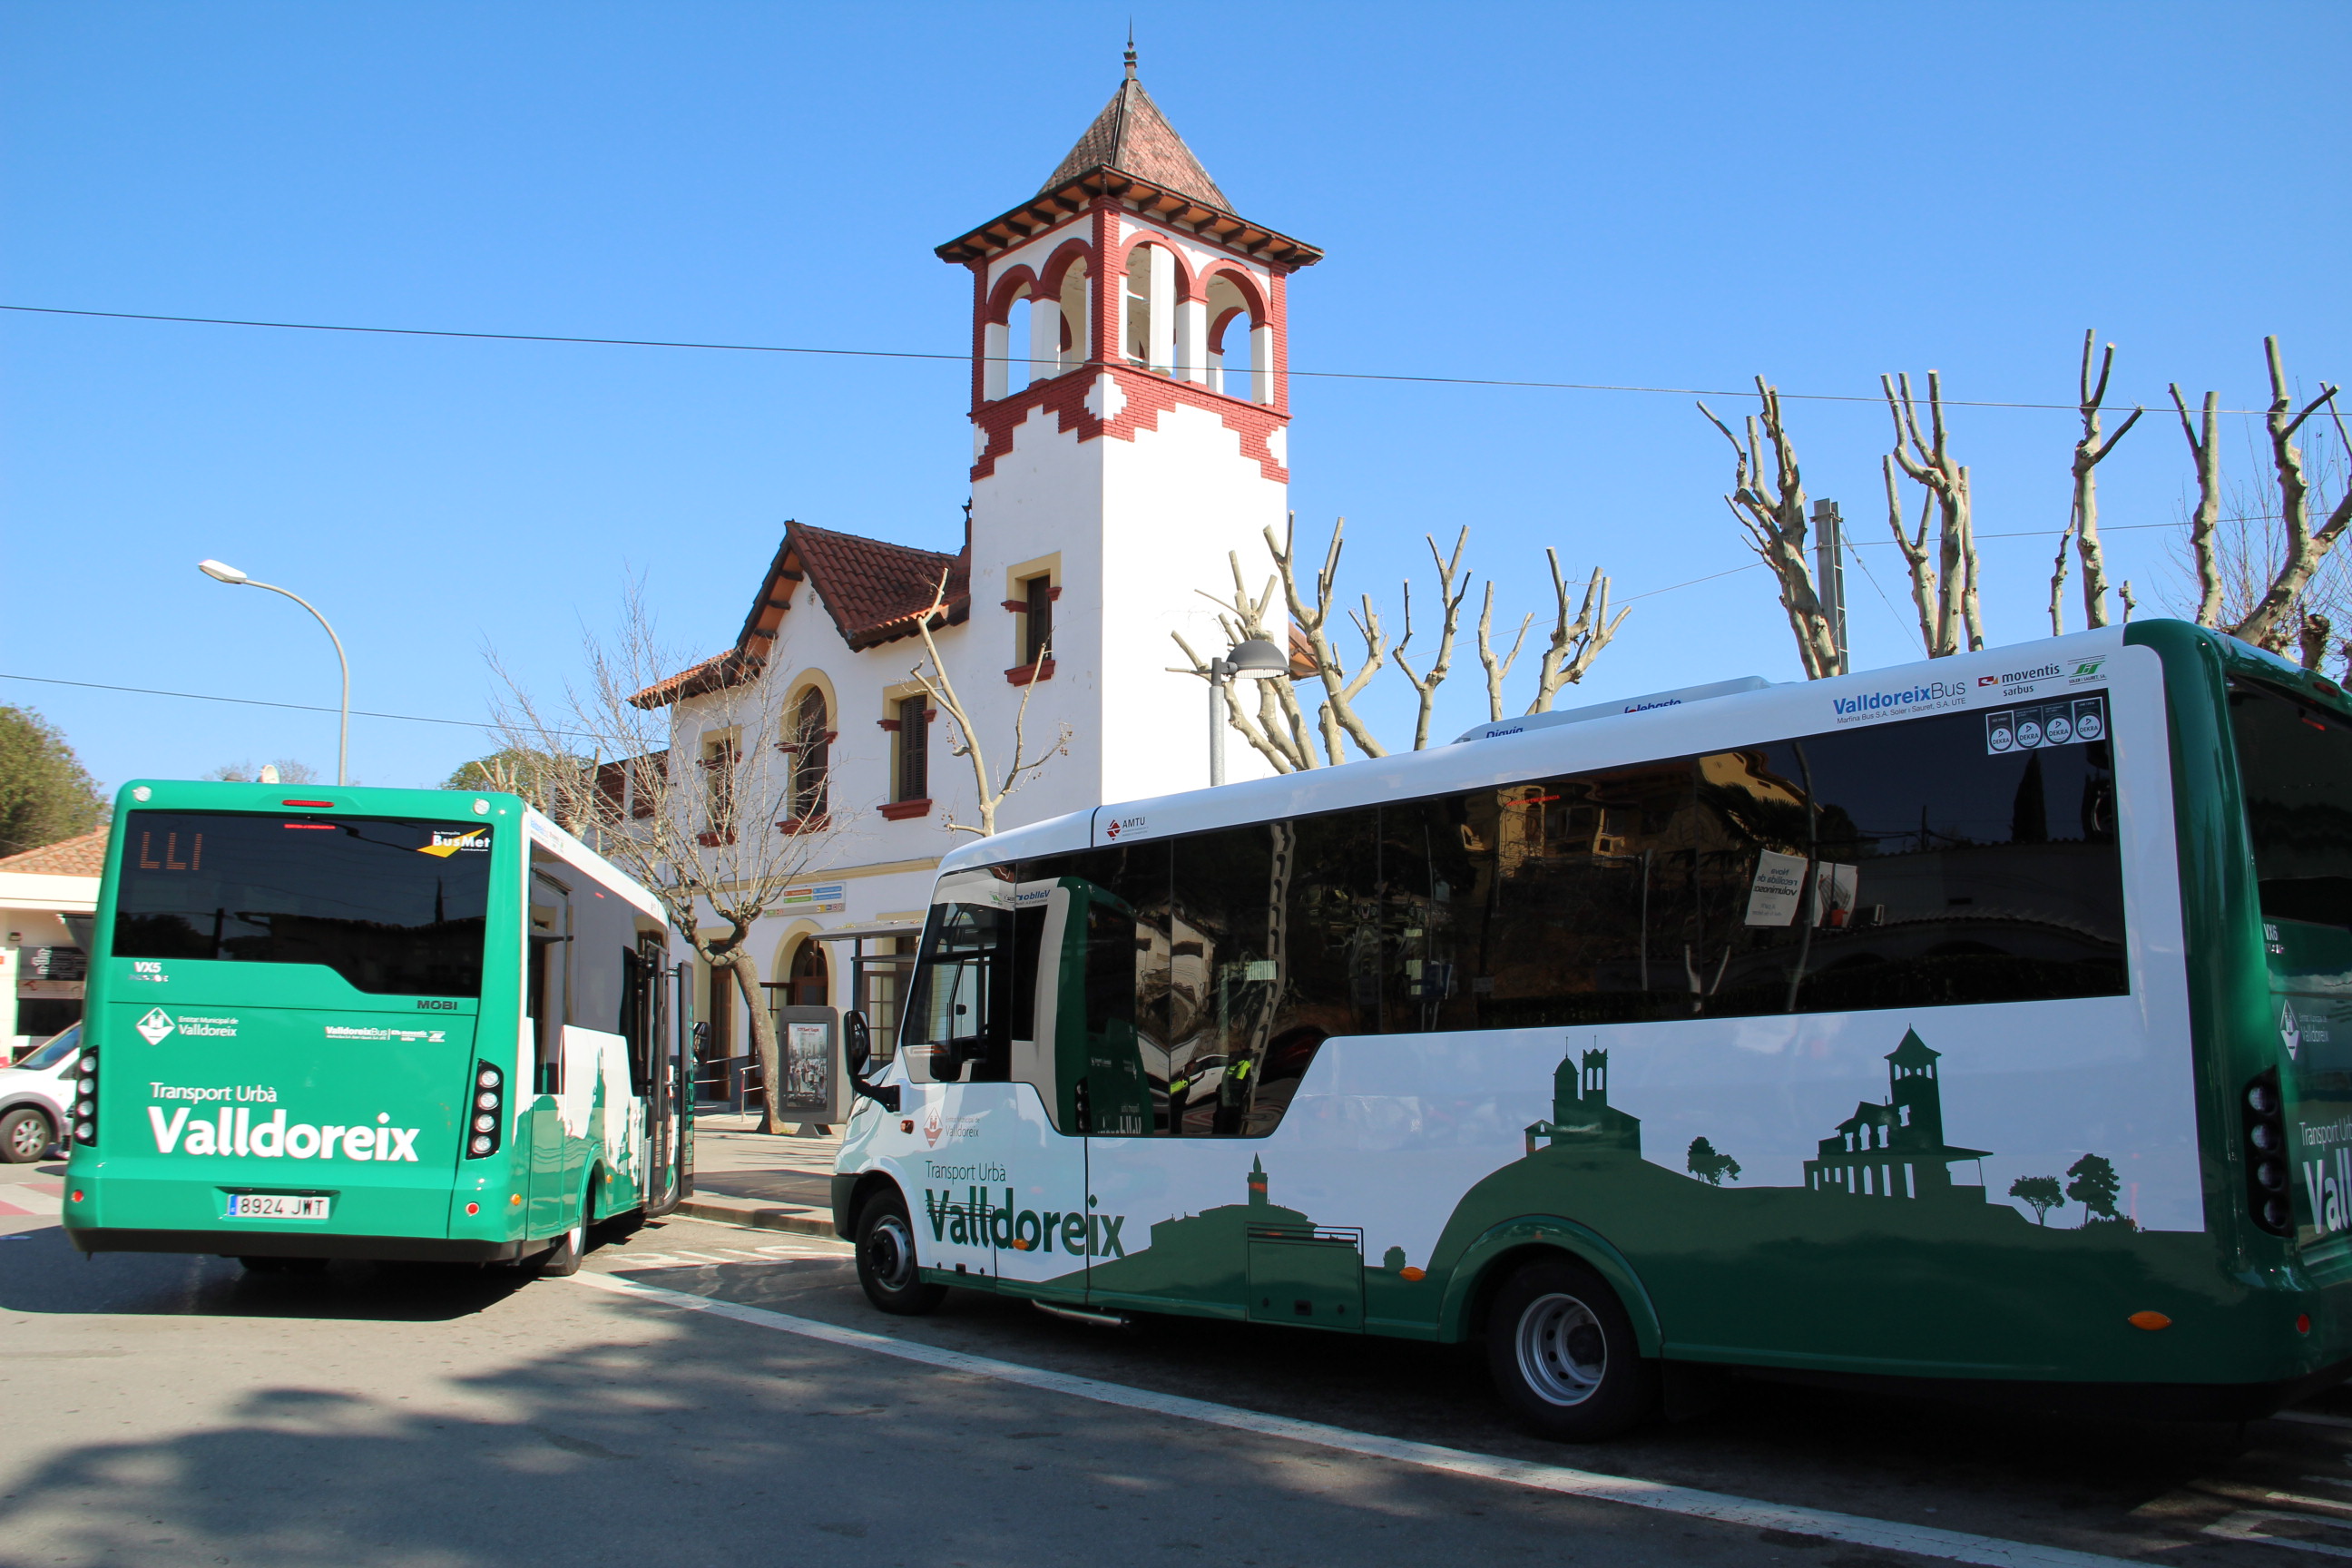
[835, 621, 2352, 1438]
[64, 782, 692, 1273]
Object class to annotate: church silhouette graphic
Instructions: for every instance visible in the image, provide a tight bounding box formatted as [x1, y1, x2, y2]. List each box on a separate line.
[1525, 1029, 1993, 1203]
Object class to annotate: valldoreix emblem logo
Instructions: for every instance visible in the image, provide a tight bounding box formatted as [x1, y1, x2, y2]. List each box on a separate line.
[136, 1007, 177, 1044]
[2283, 999, 2304, 1061]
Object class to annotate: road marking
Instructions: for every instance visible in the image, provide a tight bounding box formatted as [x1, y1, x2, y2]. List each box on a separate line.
[2284, 1413, 2352, 1431]
[0, 1188, 61, 1217]
[2206, 1509, 2352, 1557]
[573, 1271, 2134, 1568]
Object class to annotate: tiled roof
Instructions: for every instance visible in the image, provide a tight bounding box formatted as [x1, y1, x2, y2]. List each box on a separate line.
[936, 67, 1319, 270]
[1042, 74, 1230, 211]
[790, 524, 967, 652]
[631, 521, 971, 708]
[0, 826, 108, 878]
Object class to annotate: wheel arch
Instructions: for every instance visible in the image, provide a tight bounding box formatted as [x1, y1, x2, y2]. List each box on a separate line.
[843, 1169, 906, 1234]
[1438, 1215, 1664, 1357]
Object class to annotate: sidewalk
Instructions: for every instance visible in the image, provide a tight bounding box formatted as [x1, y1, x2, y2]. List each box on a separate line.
[673, 1112, 846, 1240]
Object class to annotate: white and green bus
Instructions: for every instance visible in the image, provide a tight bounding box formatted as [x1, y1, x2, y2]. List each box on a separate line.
[64, 784, 693, 1273]
[831, 620, 2352, 1438]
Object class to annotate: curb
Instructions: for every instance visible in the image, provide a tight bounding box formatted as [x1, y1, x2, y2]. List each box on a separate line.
[673, 1195, 841, 1241]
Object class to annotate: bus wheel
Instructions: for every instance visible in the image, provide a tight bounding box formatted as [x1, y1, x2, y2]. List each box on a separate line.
[1486, 1257, 1656, 1442]
[0, 1107, 54, 1164]
[855, 1190, 945, 1316]
[536, 1189, 592, 1279]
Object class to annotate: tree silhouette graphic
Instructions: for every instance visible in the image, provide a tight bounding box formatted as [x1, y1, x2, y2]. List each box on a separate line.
[2066, 1153, 2123, 1225]
[1687, 1136, 1743, 1186]
[2008, 1174, 2063, 1225]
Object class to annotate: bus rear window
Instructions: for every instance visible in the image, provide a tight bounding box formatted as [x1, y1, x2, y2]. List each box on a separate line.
[112, 811, 495, 997]
[2229, 679, 2352, 931]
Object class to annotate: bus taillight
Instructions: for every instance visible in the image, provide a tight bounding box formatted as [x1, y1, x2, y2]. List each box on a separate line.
[467, 1063, 505, 1159]
[2245, 1069, 2290, 1236]
[72, 1048, 98, 1146]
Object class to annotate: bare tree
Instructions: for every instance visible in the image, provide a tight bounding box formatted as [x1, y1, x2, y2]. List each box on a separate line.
[1172, 518, 1628, 770]
[1528, 550, 1629, 709]
[2049, 331, 2144, 634]
[1698, 380, 1840, 679]
[2231, 337, 2352, 657]
[906, 570, 1071, 836]
[1393, 529, 1469, 750]
[1475, 582, 1534, 723]
[486, 582, 852, 1136]
[1883, 370, 1982, 656]
[2169, 384, 2226, 628]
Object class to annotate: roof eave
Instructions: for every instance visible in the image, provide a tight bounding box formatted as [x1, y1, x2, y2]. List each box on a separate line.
[935, 168, 1322, 270]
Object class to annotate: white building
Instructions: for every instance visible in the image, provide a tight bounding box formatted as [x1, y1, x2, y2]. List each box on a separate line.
[638, 58, 1319, 1081]
[0, 828, 103, 1060]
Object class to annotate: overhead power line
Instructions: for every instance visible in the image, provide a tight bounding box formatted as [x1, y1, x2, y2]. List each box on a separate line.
[0, 302, 2288, 415]
[0, 671, 554, 738]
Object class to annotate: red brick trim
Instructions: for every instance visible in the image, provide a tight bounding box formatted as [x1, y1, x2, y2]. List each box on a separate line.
[1005, 659, 1056, 686]
[969, 364, 1290, 483]
[877, 799, 932, 822]
[695, 829, 736, 848]
[774, 815, 832, 836]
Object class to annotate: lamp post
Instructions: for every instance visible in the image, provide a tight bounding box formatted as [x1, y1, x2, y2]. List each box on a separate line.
[1208, 636, 1289, 787]
[197, 559, 351, 786]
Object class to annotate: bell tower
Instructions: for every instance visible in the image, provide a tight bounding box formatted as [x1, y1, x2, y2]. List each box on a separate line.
[935, 51, 1322, 809]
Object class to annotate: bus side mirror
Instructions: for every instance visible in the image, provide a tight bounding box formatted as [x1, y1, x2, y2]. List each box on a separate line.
[843, 1010, 898, 1113]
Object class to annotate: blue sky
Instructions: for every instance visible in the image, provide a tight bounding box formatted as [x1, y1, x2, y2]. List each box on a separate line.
[5, 2, 2347, 793]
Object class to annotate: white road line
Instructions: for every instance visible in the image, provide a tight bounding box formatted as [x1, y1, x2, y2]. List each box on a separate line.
[573, 1271, 2134, 1568]
[2206, 1510, 2352, 1557]
[2284, 1413, 2352, 1431]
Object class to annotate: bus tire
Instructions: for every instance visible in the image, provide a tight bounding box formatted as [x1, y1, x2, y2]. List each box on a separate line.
[0, 1107, 54, 1164]
[535, 1186, 593, 1279]
[1485, 1256, 1656, 1442]
[855, 1189, 944, 1316]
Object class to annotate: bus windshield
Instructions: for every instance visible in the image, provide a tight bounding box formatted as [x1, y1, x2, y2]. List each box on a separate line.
[2228, 679, 2352, 932]
[112, 810, 495, 996]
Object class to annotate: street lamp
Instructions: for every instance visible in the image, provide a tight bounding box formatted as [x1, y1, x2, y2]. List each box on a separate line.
[196, 559, 351, 786]
[1208, 636, 1288, 787]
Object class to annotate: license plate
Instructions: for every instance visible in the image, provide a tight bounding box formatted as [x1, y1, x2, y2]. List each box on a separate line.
[225, 1193, 330, 1220]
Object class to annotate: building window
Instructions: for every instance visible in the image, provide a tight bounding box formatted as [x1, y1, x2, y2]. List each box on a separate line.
[700, 732, 739, 844]
[896, 694, 929, 803]
[789, 689, 829, 823]
[1024, 573, 1055, 666]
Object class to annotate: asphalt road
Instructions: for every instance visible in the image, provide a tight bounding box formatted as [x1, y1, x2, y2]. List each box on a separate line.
[5, 1158, 2352, 1568]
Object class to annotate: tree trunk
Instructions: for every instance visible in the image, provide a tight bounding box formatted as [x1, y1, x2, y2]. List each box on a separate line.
[722, 946, 784, 1134]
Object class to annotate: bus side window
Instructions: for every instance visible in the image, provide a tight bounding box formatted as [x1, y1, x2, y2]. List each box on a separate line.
[527, 865, 571, 1094]
[900, 890, 1013, 1084]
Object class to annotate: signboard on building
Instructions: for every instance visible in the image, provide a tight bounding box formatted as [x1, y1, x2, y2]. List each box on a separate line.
[779, 882, 847, 915]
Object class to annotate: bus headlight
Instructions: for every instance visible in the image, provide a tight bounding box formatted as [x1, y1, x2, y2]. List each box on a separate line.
[466, 1062, 504, 1160]
[72, 1049, 98, 1146]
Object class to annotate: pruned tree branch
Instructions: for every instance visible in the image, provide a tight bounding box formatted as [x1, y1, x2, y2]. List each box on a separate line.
[1883, 369, 1980, 655]
[1698, 381, 1839, 678]
[2169, 382, 2225, 628]
[1529, 550, 1629, 710]
[2065, 329, 2144, 633]
[908, 569, 1070, 835]
[1392, 527, 1470, 749]
[1475, 581, 1534, 724]
[2234, 336, 2351, 653]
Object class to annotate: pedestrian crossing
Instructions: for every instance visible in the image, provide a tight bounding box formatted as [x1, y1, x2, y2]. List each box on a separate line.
[599, 1236, 851, 1272]
[2127, 1408, 2352, 1557]
[0, 1180, 63, 1218]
